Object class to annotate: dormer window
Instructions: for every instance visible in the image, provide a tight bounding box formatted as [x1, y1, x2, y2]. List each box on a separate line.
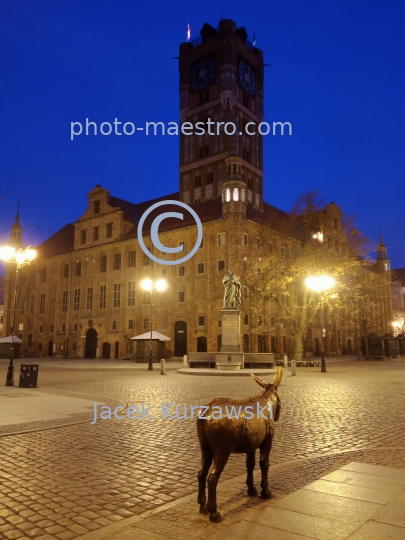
[94, 200, 100, 214]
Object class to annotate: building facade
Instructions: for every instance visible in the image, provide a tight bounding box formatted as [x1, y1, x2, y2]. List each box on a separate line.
[3, 19, 393, 359]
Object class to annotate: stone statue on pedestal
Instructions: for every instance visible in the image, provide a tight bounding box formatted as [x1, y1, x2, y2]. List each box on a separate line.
[222, 269, 241, 309]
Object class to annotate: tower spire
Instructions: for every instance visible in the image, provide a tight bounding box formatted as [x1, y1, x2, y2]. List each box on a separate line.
[9, 201, 23, 248]
[377, 234, 390, 272]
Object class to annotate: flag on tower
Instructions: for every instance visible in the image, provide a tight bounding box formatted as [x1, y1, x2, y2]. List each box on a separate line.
[187, 20, 191, 42]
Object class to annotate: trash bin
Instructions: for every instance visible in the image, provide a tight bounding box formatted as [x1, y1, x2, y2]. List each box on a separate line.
[19, 364, 39, 388]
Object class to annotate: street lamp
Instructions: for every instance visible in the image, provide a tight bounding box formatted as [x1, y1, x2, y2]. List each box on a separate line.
[0, 245, 36, 386]
[140, 278, 167, 370]
[305, 275, 335, 373]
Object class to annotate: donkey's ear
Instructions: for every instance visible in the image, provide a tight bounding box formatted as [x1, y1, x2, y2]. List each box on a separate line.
[273, 367, 283, 389]
[250, 372, 267, 388]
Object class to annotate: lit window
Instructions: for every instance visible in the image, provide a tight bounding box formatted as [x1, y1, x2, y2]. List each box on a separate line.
[217, 233, 225, 246]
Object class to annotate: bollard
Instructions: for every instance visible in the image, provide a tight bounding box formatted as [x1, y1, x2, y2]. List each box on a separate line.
[160, 359, 166, 375]
[290, 359, 296, 376]
[183, 354, 188, 366]
[283, 355, 288, 368]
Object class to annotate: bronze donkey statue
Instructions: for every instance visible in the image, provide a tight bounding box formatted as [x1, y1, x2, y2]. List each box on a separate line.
[196, 368, 282, 522]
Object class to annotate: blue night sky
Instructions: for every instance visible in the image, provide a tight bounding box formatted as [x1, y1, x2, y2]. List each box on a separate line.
[0, 0, 404, 267]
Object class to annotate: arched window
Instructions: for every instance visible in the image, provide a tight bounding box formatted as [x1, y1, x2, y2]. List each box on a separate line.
[194, 174, 201, 188]
[233, 188, 239, 201]
[225, 189, 231, 202]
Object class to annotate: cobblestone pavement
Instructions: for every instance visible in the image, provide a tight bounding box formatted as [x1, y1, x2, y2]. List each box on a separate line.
[0, 358, 404, 539]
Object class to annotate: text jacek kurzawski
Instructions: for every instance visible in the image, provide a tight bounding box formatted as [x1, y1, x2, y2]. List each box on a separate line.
[90, 401, 274, 424]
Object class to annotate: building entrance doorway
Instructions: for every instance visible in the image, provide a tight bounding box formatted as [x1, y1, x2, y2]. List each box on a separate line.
[85, 328, 97, 359]
[102, 342, 110, 359]
[197, 336, 207, 352]
[174, 321, 187, 357]
[48, 341, 53, 356]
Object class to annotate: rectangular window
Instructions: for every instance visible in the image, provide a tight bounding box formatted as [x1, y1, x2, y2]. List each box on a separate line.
[142, 291, 151, 304]
[61, 323, 66, 333]
[86, 287, 93, 310]
[73, 323, 78, 332]
[63, 264, 69, 278]
[106, 222, 113, 238]
[217, 233, 225, 246]
[97, 286, 110, 314]
[39, 293, 46, 314]
[20, 296, 25, 315]
[127, 281, 135, 306]
[199, 238, 204, 249]
[100, 256, 107, 272]
[113, 284, 121, 307]
[39, 325, 43, 334]
[218, 260, 225, 271]
[28, 334, 33, 347]
[179, 291, 185, 302]
[198, 316, 205, 326]
[197, 263, 205, 274]
[128, 251, 136, 267]
[94, 200, 100, 214]
[242, 286, 249, 299]
[128, 251, 136, 268]
[40, 268, 47, 282]
[72, 343, 77, 352]
[143, 253, 151, 265]
[50, 325, 54, 333]
[80, 230, 87, 244]
[61, 290, 68, 312]
[38, 342, 42, 351]
[143, 318, 150, 329]
[244, 314, 249, 325]
[73, 289, 80, 311]
[257, 316, 262, 326]
[242, 234, 248, 245]
[179, 266, 185, 277]
[280, 246, 286, 258]
[114, 253, 121, 270]
[179, 241, 185, 251]
[218, 320, 222, 327]
[93, 226, 100, 241]
[128, 319, 134, 330]
[112, 320, 117, 331]
[75, 261, 81, 276]
[29, 295, 35, 315]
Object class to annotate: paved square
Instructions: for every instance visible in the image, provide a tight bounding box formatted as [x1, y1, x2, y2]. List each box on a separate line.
[0, 357, 404, 539]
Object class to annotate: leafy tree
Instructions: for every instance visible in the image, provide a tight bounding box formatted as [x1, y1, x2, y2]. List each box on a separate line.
[244, 191, 391, 361]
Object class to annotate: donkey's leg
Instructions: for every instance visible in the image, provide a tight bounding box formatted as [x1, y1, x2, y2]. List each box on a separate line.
[197, 446, 213, 514]
[259, 436, 272, 499]
[207, 454, 229, 523]
[246, 451, 258, 496]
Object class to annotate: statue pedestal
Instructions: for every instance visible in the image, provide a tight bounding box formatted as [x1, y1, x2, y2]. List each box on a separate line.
[220, 308, 241, 353]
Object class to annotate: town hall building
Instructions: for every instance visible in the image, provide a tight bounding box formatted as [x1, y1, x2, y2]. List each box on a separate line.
[3, 19, 392, 360]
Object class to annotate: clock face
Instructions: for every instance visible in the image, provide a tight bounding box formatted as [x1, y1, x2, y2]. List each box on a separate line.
[238, 59, 256, 95]
[190, 56, 216, 91]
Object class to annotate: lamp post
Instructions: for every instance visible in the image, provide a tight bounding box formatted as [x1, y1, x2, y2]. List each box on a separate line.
[140, 278, 167, 370]
[0, 245, 36, 386]
[305, 275, 335, 373]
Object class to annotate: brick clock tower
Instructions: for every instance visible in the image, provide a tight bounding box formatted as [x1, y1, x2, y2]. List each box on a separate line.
[179, 19, 264, 211]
